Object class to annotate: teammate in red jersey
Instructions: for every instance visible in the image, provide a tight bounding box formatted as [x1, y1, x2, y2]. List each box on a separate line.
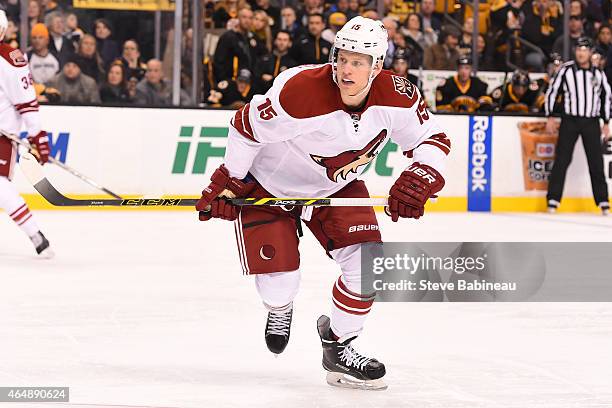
[196, 16, 451, 389]
[0, 10, 53, 257]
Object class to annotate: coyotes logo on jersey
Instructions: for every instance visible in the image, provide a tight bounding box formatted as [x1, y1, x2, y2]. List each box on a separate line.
[391, 75, 415, 98]
[310, 130, 387, 182]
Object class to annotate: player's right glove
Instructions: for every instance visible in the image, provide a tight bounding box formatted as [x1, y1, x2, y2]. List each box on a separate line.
[195, 164, 255, 221]
[28, 131, 50, 164]
[387, 162, 445, 222]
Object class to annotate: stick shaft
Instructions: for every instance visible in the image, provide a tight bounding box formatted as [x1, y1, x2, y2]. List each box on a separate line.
[232, 197, 388, 206]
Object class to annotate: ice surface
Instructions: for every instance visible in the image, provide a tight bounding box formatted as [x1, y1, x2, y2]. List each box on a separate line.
[1, 212, 611, 408]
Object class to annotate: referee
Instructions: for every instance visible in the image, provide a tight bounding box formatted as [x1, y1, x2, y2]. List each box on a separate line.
[545, 37, 611, 215]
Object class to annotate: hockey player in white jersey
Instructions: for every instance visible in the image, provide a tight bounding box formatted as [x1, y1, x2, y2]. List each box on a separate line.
[196, 16, 450, 389]
[0, 10, 54, 257]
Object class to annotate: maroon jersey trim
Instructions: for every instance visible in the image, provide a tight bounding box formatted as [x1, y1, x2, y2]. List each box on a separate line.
[231, 103, 257, 143]
[15, 99, 39, 115]
[404, 133, 451, 157]
[279, 65, 420, 119]
[0, 44, 28, 67]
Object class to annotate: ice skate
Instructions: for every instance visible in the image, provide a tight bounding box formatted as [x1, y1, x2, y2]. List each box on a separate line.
[265, 302, 293, 354]
[600, 203, 610, 216]
[317, 315, 387, 390]
[31, 231, 54, 259]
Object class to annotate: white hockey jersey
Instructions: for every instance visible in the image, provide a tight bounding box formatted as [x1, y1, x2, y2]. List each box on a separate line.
[0, 44, 41, 136]
[224, 64, 451, 198]
[0, 44, 41, 178]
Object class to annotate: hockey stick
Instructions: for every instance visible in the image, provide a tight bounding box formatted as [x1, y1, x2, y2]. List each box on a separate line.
[1, 130, 123, 199]
[18, 152, 390, 207]
[233, 197, 388, 206]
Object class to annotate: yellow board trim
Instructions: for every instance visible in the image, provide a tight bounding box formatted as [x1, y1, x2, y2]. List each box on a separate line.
[73, 0, 175, 11]
[16, 194, 607, 213]
[491, 197, 606, 213]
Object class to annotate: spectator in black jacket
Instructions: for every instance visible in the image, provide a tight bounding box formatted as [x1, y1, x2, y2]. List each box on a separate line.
[490, 0, 525, 70]
[94, 18, 120, 70]
[118, 39, 147, 81]
[255, 30, 297, 93]
[551, 12, 585, 56]
[213, 7, 259, 83]
[76, 34, 105, 83]
[477, 34, 496, 71]
[281, 6, 305, 40]
[253, 9, 273, 52]
[290, 13, 331, 65]
[45, 11, 75, 68]
[419, 0, 442, 33]
[208, 68, 256, 108]
[99, 61, 131, 104]
[595, 24, 611, 57]
[65, 11, 83, 50]
[573, 0, 602, 38]
[521, 0, 562, 70]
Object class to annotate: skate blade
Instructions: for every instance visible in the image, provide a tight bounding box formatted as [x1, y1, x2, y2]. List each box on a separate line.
[326, 372, 387, 391]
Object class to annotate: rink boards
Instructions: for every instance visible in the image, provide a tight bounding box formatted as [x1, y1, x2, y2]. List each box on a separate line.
[11, 106, 612, 212]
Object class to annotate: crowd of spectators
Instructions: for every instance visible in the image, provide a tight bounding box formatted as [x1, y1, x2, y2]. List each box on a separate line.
[1, 0, 612, 109]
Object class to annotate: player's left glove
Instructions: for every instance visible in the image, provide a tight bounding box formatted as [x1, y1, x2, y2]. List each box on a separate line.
[28, 131, 50, 164]
[387, 162, 445, 222]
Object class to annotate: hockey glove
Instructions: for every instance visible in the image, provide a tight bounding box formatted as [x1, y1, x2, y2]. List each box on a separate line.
[28, 131, 50, 164]
[195, 164, 255, 221]
[387, 162, 445, 222]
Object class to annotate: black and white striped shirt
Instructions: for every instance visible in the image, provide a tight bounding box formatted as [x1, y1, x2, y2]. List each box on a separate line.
[545, 60, 611, 123]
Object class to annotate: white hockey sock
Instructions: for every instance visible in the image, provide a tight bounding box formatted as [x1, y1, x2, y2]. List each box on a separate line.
[255, 270, 301, 310]
[329, 244, 375, 340]
[0, 176, 40, 238]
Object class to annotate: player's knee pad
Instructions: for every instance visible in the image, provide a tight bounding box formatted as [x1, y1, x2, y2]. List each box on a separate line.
[330, 244, 375, 316]
[255, 270, 301, 308]
[330, 243, 364, 294]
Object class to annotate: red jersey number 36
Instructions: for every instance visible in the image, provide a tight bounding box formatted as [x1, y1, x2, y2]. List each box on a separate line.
[257, 98, 277, 120]
[21, 74, 34, 90]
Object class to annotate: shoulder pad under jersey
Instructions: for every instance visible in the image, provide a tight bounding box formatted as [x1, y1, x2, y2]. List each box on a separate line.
[0, 44, 28, 67]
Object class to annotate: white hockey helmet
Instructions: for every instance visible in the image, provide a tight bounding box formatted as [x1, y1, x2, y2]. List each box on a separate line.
[0, 10, 8, 42]
[330, 16, 389, 90]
